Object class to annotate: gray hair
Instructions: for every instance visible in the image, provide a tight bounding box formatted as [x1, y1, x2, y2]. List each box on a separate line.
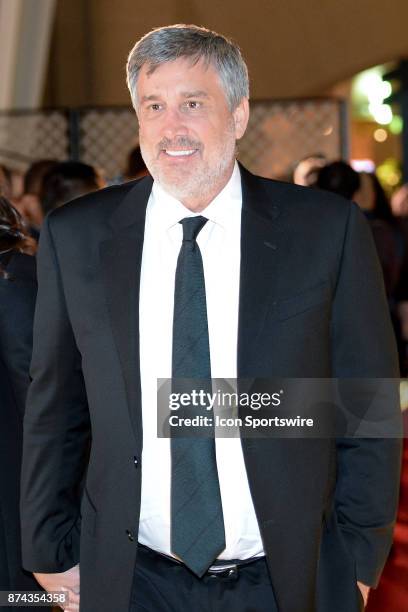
[126, 24, 249, 112]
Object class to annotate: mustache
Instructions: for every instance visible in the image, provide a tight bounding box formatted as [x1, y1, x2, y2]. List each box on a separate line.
[158, 137, 202, 151]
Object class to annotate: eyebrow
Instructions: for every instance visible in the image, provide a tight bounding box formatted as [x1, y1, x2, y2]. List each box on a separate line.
[140, 90, 209, 103]
[140, 94, 161, 103]
[181, 90, 209, 98]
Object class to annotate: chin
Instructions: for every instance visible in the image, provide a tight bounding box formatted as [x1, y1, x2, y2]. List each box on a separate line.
[157, 170, 199, 197]
[162, 181, 198, 202]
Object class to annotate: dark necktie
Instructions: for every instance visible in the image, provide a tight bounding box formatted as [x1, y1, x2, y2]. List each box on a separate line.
[171, 216, 226, 577]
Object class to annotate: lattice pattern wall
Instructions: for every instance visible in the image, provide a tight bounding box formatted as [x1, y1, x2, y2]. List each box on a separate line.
[239, 99, 344, 180]
[80, 109, 138, 179]
[0, 111, 69, 170]
[0, 99, 346, 180]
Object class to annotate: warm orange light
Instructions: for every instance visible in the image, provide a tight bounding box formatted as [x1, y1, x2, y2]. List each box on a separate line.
[373, 128, 388, 142]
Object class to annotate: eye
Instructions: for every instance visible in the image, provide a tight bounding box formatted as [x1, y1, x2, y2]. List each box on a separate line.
[185, 100, 201, 109]
[147, 103, 162, 111]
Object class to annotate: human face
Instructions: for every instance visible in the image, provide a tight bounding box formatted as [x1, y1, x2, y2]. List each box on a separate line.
[136, 57, 249, 210]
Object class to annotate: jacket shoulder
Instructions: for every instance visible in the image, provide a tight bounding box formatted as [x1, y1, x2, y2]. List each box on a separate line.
[247, 170, 354, 221]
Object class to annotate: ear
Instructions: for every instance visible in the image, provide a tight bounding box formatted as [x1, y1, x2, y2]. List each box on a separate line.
[233, 98, 250, 140]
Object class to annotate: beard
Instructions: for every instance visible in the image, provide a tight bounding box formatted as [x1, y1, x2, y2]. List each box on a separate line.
[140, 120, 237, 204]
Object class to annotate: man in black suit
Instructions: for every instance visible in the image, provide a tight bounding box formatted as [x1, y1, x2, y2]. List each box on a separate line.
[21, 25, 401, 612]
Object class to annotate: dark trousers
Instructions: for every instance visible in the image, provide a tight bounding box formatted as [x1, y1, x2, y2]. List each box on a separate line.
[130, 545, 278, 612]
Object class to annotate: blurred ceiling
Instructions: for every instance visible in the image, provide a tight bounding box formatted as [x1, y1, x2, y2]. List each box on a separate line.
[42, 0, 408, 107]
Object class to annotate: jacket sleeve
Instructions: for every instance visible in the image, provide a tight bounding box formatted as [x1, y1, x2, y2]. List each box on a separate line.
[331, 202, 403, 587]
[20, 214, 91, 573]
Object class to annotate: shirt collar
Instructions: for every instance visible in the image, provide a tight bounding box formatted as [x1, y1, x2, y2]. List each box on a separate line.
[149, 161, 242, 232]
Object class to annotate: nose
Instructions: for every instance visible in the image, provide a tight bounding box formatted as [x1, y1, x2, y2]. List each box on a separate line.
[161, 106, 189, 140]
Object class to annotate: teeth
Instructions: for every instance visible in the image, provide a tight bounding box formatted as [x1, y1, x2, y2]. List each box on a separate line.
[165, 150, 196, 157]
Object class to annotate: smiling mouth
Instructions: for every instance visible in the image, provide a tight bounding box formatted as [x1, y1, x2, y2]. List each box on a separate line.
[163, 149, 198, 157]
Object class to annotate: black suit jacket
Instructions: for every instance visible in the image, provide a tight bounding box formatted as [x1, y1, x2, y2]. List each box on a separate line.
[21, 166, 402, 612]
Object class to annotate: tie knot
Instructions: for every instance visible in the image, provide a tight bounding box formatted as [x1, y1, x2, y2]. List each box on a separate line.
[180, 216, 208, 243]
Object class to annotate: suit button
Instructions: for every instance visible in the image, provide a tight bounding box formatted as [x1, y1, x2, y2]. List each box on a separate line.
[126, 529, 134, 542]
[133, 456, 139, 468]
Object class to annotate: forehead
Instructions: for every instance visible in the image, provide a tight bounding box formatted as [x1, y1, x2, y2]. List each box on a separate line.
[137, 57, 225, 97]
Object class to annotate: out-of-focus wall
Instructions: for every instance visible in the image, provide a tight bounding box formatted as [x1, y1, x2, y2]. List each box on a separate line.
[0, 0, 56, 110]
[44, 0, 408, 107]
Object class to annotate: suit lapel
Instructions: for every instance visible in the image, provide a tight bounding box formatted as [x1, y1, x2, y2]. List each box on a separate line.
[237, 165, 284, 378]
[99, 176, 153, 447]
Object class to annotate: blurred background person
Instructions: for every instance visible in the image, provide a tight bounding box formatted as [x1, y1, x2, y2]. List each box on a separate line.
[13, 159, 58, 232]
[357, 174, 408, 377]
[40, 160, 104, 215]
[123, 145, 149, 181]
[0, 164, 13, 200]
[316, 160, 360, 199]
[292, 153, 327, 187]
[0, 197, 42, 609]
[391, 183, 408, 218]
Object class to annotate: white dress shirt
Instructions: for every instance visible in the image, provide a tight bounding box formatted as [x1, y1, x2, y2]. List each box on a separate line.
[138, 162, 264, 560]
